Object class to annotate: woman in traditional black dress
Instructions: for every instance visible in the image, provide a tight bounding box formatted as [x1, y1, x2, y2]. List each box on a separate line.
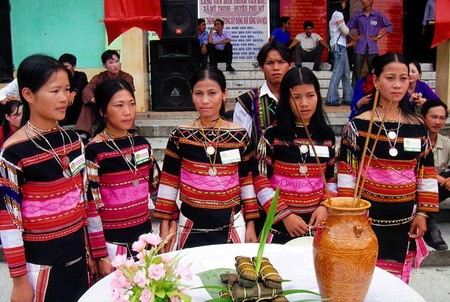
[254, 67, 336, 244]
[0, 55, 108, 301]
[337, 52, 439, 283]
[155, 69, 259, 252]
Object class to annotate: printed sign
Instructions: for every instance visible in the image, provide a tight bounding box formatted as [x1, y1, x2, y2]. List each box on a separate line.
[199, 0, 269, 62]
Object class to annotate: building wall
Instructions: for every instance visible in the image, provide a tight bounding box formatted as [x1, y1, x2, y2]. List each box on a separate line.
[10, 0, 105, 69]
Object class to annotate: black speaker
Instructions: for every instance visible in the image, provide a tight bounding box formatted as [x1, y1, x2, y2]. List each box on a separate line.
[161, 0, 197, 38]
[150, 38, 200, 111]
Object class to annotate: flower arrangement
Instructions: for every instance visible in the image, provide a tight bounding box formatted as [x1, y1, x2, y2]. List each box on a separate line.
[110, 233, 192, 302]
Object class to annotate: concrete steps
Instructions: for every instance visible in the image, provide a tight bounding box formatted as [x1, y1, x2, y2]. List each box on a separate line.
[140, 61, 437, 163]
[217, 62, 436, 99]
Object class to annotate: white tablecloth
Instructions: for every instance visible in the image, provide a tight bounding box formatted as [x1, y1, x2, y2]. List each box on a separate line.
[79, 243, 425, 302]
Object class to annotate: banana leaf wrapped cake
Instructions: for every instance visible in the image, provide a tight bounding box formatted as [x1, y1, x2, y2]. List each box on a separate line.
[220, 256, 286, 301]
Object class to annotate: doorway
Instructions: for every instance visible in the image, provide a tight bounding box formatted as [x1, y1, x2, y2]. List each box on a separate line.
[403, 0, 435, 64]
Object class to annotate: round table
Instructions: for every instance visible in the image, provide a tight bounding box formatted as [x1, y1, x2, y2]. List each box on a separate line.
[78, 243, 425, 302]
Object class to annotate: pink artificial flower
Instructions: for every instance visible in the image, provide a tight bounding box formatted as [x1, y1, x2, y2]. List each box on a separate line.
[124, 258, 139, 271]
[136, 251, 145, 261]
[111, 270, 132, 289]
[133, 269, 150, 287]
[176, 264, 192, 281]
[148, 263, 166, 280]
[140, 233, 163, 246]
[161, 253, 172, 263]
[111, 254, 127, 268]
[111, 286, 128, 302]
[140, 288, 153, 302]
[132, 239, 147, 252]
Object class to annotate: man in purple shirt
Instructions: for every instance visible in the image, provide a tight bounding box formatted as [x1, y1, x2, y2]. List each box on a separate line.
[347, 0, 393, 87]
[207, 18, 235, 72]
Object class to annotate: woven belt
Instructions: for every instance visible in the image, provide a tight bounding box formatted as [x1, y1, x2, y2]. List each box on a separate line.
[371, 216, 413, 227]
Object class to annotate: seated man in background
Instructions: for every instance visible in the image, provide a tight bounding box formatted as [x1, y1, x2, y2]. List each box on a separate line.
[269, 16, 291, 47]
[421, 99, 449, 251]
[208, 19, 235, 72]
[75, 49, 134, 137]
[58, 53, 88, 125]
[288, 20, 329, 71]
[197, 18, 208, 70]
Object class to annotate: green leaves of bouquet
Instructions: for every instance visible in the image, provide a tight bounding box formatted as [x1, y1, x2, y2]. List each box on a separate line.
[196, 188, 326, 301]
[110, 233, 192, 302]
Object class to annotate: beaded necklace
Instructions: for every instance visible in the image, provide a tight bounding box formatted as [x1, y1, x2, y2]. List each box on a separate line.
[102, 130, 140, 187]
[25, 121, 74, 179]
[197, 118, 222, 177]
[375, 108, 402, 157]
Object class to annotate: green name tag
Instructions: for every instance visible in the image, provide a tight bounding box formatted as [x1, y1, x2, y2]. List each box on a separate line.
[309, 145, 330, 158]
[70, 154, 85, 175]
[220, 149, 241, 164]
[134, 148, 150, 165]
[403, 138, 421, 152]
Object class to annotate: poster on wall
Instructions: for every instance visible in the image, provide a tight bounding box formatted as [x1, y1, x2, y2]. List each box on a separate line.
[199, 0, 269, 62]
[280, 0, 328, 61]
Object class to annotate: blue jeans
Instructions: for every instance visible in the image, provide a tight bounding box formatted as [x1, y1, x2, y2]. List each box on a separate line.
[326, 44, 353, 105]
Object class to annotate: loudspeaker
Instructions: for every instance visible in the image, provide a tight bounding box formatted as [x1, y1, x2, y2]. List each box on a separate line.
[161, 0, 197, 38]
[150, 38, 200, 111]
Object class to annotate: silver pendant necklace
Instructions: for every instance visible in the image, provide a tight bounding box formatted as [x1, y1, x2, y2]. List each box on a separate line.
[206, 145, 216, 155]
[375, 108, 401, 157]
[103, 131, 140, 185]
[208, 167, 217, 177]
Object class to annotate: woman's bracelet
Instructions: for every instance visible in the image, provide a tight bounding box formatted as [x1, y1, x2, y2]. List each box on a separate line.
[416, 212, 428, 218]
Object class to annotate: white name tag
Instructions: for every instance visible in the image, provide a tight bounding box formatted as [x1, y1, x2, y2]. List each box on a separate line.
[134, 148, 150, 165]
[309, 145, 330, 158]
[220, 149, 241, 164]
[403, 138, 421, 152]
[70, 154, 85, 175]
[370, 20, 378, 26]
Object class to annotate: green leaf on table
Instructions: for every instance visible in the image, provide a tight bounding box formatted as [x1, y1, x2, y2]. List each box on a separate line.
[255, 187, 280, 273]
[196, 268, 235, 299]
[282, 288, 330, 301]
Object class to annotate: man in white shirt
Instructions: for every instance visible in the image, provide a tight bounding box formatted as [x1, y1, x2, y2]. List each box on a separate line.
[207, 19, 235, 72]
[0, 78, 19, 104]
[233, 42, 291, 146]
[420, 99, 449, 251]
[288, 21, 329, 71]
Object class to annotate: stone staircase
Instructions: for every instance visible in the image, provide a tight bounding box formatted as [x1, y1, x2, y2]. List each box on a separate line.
[140, 61, 437, 163]
[211, 61, 436, 100]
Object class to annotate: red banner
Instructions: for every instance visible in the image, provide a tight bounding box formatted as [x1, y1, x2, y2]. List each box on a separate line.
[104, 0, 162, 45]
[432, 0, 450, 47]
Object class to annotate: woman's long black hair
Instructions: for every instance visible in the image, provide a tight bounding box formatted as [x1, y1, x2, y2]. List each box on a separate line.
[17, 54, 71, 126]
[363, 52, 420, 123]
[2, 100, 22, 140]
[190, 68, 227, 117]
[93, 78, 135, 135]
[276, 67, 334, 141]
